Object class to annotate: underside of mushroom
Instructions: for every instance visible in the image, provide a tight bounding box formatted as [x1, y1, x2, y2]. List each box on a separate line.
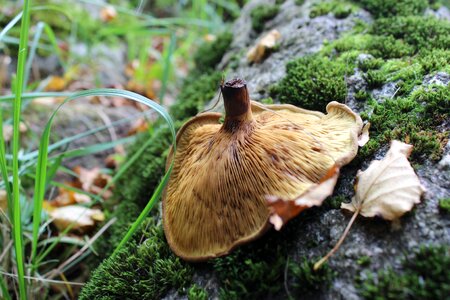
[163, 78, 363, 261]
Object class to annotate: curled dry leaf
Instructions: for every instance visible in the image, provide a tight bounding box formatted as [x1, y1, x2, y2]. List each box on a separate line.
[73, 166, 113, 199]
[0, 189, 7, 213]
[247, 29, 281, 63]
[341, 140, 425, 220]
[314, 140, 425, 270]
[267, 165, 340, 230]
[3, 122, 27, 142]
[100, 5, 117, 22]
[49, 205, 105, 233]
[358, 123, 370, 147]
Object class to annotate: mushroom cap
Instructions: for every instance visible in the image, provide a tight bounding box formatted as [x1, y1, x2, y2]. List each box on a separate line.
[163, 82, 363, 261]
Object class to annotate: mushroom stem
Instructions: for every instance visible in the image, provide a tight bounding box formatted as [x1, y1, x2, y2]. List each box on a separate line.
[221, 78, 254, 132]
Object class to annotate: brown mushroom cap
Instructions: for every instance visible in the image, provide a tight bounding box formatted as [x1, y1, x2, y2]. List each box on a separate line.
[163, 79, 363, 261]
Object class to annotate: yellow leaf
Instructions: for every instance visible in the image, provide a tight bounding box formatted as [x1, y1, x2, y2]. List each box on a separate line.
[341, 140, 425, 220]
[247, 29, 281, 63]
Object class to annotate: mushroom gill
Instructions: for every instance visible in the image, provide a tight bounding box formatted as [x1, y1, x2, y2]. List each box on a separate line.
[163, 78, 363, 261]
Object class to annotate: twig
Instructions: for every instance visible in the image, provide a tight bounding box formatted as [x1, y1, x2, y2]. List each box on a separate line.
[314, 206, 361, 270]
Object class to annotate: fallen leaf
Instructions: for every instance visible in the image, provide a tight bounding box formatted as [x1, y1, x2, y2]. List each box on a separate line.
[100, 5, 117, 22]
[315, 140, 425, 270]
[358, 123, 370, 147]
[247, 29, 281, 64]
[2, 122, 27, 142]
[49, 205, 104, 232]
[127, 118, 149, 136]
[73, 166, 113, 199]
[0, 190, 7, 213]
[267, 165, 339, 230]
[44, 76, 67, 91]
[341, 140, 425, 220]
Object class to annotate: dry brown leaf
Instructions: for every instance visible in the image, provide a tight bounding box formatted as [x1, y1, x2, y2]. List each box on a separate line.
[73, 166, 112, 194]
[49, 205, 104, 233]
[315, 141, 425, 270]
[341, 140, 425, 220]
[267, 165, 339, 230]
[3, 122, 27, 142]
[358, 123, 370, 147]
[100, 5, 117, 22]
[44, 76, 67, 91]
[247, 29, 281, 63]
[127, 118, 149, 136]
[0, 190, 7, 213]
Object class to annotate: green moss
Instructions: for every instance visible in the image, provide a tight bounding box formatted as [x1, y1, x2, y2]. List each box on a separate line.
[214, 241, 287, 299]
[353, 0, 428, 18]
[357, 256, 371, 267]
[187, 284, 208, 300]
[439, 198, 450, 213]
[81, 219, 193, 300]
[270, 55, 348, 111]
[324, 195, 347, 209]
[170, 72, 222, 120]
[361, 94, 447, 161]
[357, 245, 450, 299]
[358, 57, 383, 72]
[309, 1, 355, 19]
[364, 70, 386, 89]
[371, 16, 450, 52]
[193, 32, 233, 74]
[295, 0, 306, 5]
[250, 5, 279, 33]
[288, 259, 335, 297]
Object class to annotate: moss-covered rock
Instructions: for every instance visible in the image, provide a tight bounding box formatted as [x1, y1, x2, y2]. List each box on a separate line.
[270, 55, 348, 111]
[193, 31, 233, 74]
[353, 0, 428, 18]
[357, 245, 450, 299]
[250, 4, 279, 32]
[81, 219, 193, 300]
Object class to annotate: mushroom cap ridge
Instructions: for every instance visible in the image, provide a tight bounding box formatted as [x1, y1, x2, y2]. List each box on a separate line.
[163, 101, 363, 261]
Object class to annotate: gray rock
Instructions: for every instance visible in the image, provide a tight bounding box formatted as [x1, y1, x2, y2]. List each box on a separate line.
[185, 1, 450, 299]
[422, 71, 450, 86]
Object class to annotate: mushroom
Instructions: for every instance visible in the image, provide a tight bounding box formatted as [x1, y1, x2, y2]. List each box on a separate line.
[163, 78, 363, 261]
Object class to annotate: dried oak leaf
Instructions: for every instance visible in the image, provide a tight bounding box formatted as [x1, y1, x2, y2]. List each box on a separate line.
[49, 205, 104, 233]
[341, 140, 426, 220]
[247, 29, 281, 63]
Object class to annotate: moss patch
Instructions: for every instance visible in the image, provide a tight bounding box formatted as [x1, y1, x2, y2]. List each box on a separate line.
[81, 219, 193, 300]
[270, 55, 349, 111]
[250, 5, 279, 33]
[187, 284, 208, 300]
[357, 245, 450, 299]
[352, 0, 428, 18]
[439, 198, 450, 213]
[193, 31, 233, 74]
[310, 1, 355, 19]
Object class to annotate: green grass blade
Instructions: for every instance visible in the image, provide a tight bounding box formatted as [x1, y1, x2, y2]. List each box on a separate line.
[0, 12, 22, 43]
[113, 162, 174, 256]
[12, 0, 32, 297]
[31, 88, 175, 268]
[158, 32, 176, 104]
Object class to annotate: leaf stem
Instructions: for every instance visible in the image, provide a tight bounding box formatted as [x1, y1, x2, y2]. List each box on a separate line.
[314, 206, 361, 270]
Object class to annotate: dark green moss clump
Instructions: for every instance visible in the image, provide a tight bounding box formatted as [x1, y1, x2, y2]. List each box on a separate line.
[288, 259, 335, 297]
[371, 16, 450, 52]
[170, 72, 222, 120]
[193, 31, 233, 73]
[81, 219, 193, 300]
[270, 55, 348, 111]
[353, 0, 428, 18]
[309, 1, 355, 19]
[357, 245, 450, 299]
[439, 198, 450, 213]
[187, 284, 208, 300]
[360, 89, 448, 161]
[250, 5, 279, 33]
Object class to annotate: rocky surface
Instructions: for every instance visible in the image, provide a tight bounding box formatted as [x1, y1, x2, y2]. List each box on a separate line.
[183, 0, 450, 299]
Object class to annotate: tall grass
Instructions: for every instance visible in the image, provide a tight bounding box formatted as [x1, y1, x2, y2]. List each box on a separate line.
[0, 0, 239, 297]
